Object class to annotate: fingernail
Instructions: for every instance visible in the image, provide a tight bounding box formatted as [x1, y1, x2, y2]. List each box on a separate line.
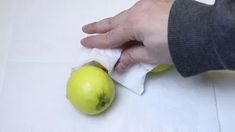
[82, 25, 88, 31]
[81, 37, 93, 48]
[80, 38, 86, 45]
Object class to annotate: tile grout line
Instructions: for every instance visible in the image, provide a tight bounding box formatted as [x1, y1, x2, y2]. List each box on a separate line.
[212, 78, 222, 132]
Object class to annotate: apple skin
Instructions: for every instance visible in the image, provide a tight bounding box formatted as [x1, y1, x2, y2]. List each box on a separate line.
[150, 64, 172, 73]
[66, 65, 115, 115]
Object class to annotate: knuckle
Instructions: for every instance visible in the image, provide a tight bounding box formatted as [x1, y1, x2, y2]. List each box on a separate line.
[124, 16, 143, 39]
[145, 49, 159, 64]
[106, 17, 114, 26]
[123, 17, 138, 35]
[126, 15, 139, 27]
[122, 50, 135, 64]
[134, 0, 152, 10]
[125, 13, 144, 33]
[103, 31, 111, 46]
[101, 17, 113, 29]
[127, 15, 138, 27]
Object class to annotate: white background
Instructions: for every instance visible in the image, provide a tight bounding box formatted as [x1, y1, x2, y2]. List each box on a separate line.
[0, 0, 235, 132]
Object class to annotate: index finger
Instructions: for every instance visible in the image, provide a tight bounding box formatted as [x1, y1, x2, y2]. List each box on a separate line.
[81, 24, 132, 48]
[82, 10, 129, 34]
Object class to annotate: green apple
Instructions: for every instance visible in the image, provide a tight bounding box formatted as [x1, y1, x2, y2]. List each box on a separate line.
[66, 65, 115, 115]
[150, 64, 172, 73]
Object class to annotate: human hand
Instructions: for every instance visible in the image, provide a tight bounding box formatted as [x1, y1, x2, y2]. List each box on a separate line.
[81, 0, 174, 72]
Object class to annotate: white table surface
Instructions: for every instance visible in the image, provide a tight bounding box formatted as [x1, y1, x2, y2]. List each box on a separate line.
[0, 0, 234, 132]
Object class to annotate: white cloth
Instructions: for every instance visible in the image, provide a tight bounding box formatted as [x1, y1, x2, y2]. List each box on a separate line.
[73, 47, 155, 95]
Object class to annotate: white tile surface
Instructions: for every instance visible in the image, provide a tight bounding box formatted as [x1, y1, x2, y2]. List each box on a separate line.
[0, 62, 74, 132]
[0, 0, 234, 132]
[7, 0, 135, 62]
[0, 0, 16, 91]
[0, 62, 220, 132]
[209, 71, 235, 132]
[0, 62, 4, 91]
[0, 0, 15, 56]
[143, 71, 219, 132]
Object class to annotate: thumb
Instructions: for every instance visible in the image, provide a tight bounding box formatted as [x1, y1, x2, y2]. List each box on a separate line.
[115, 45, 149, 72]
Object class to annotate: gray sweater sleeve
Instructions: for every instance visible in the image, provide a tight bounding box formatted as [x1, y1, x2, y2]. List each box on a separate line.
[168, 0, 235, 77]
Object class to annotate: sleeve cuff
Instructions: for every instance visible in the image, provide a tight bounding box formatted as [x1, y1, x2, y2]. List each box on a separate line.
[168, 0, 224, 77]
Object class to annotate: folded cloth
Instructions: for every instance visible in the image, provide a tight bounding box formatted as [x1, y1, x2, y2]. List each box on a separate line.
[73, 47, 155, 95]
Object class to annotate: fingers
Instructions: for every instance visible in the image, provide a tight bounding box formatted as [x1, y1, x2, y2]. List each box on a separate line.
[82, 17, 114, 34]
[115, 45, 149, 72]
[81, 24, 131, 48]
[82, 10, 128, 34]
